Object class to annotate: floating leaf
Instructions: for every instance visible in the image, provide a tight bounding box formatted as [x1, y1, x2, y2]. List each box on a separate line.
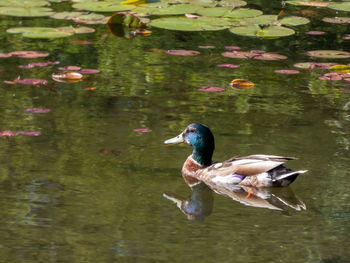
[24, 108, 51, 113]
[19, 61, 59, 68]
[285, 1, 329, 7]
[197, 7, 262, 18]
[57, 26, 95, 34]
[133, 128, 151, 133]
[7, 27, 73, 38]
[230, 78, 254, 89]
[58, 66, 81, 71]
[84, 87, 97, 91]
[222, 51, 287, 60]
[150, 16, 231, 31]
[198, 86, 224, 92]
[50, 11, 85, 20]
[322, 17, 350, 24]
[225, 46, 241, 50]
[274, 69, 300, 74]
[71, 13, 108, 24]
[305, 31, 325, 35]
[17, 131, 41, 136]
[198, 45, 215, 49]
[294, 62, 337, 70]
[8, 50, 49, 58]
[0, 0, 49, 7]
[229, 25, 295, 38]
[217, 0, 247, 8]
[72, 2, 133, 12]
[279, 16, 310, 26]
[166, 50, 200, 56]
[217, 64, 240, 68]
[0, 130, 41, 137]
[0, 7, 52, 17]
[329, 2, 350, 12]
[0, 53, 12, 58]
[330, 64, 350, 73]
[79, 68, 100, 74]
[70, 40, 93, 45]
[52, 71, 83, 81]
[240, 15, 277, 25]
[0, 131, 17, 137]
[134, 4, 199, 15]
[17, 78, 48, 85]
[307, 50, 350, 59]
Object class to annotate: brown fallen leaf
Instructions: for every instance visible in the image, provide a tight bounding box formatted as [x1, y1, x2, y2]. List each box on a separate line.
[230, 79, 255, 89]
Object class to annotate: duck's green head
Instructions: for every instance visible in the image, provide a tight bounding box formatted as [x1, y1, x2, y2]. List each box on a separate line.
[164, 123, 215, 166]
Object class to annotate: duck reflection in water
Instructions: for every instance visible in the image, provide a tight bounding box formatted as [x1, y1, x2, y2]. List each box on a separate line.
[163, 175, 306, 221]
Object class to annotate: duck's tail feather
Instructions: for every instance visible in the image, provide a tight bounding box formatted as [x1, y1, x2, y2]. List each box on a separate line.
[272, 170, 307, 186]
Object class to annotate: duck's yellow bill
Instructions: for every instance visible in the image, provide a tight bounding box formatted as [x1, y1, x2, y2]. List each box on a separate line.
[164, 133, 184, 144]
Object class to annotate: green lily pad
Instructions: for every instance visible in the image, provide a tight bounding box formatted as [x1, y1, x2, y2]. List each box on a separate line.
[240, 15, 278, 25]
[0, 7, 52, 17]
[72, 2, 133, 12]
[229, 25, 295, 38]
[322, 17, 350, 24]
[150, 16, 230, 31]
[50, 11, 85, 20]
[216, 0, 247, 8]
[133, 4, 199, 15]
[329, 2, 350, 12]
[57, 26, 95, 34]
[7, 27, 73, 38]
[285, 1, 329, 7]
[279, 16, 310, 26]
[0, 0, 49, 7]
[71, 13, 109, 24]
[197, 7, 262, 18]
[307, 50, 350, 59]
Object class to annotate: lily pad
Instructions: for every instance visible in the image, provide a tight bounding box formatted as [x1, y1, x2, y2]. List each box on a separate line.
[19, 61, 59, 68]
[279, 16, 310, 26]
[24, 108, 51, 113]
[198, 86, 224, 92]
[274, 69, 300, 74]
[293, 62, 337, 70]
[7, 27, 73, 38]
[229, 25, 295, 38]
[329, 2, 350, 12]
[216, 0, 247, 8]
[285, 1, 330, 7]
[50, 11, 85, 20]
[0, 7, 53, 17]
[166, 50, 200, 56]
[197, 7, 262, 18]
[0, 0, 49, 7]
[322, 17, 350, 24]
[305, 31, 325, 35]
[73, 2, 133, 12]
[222, 51, 287, 60]
[217, 64, 240, 68]
[150, 16, 230, 31]
[107, 12, 149, 28]
[57, 26, 95, 34]
[240, 15, 278, 25]
[71, 13, 108, 24]
[307, 50, 350, 59]
[8, 50, 49, 58]
[133, 4, 199, 15]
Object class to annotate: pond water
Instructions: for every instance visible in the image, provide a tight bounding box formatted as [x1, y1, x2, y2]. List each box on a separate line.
[1, 1, 350, 262]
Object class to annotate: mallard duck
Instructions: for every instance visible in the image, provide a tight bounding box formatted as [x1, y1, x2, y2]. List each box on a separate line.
[164, 123, 307, 187]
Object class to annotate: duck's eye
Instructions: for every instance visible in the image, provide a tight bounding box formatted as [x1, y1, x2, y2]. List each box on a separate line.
[189, 128, 196, 133]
